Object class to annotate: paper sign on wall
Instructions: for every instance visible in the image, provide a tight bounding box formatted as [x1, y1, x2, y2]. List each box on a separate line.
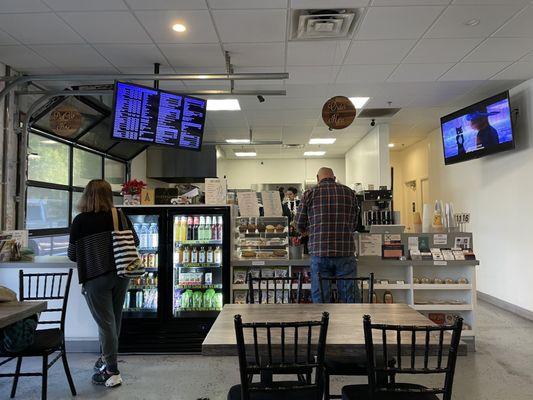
[205, 178, 227, 205]
[237, 192, 260, 217]
[359, 234, 382, 256]
[261, 191, 283, 217]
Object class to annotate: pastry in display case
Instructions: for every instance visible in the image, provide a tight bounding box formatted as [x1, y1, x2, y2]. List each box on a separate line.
[234, 216, 289, 259]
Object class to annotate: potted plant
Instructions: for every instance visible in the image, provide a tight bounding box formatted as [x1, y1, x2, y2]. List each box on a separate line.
[121, 179, 146, 205]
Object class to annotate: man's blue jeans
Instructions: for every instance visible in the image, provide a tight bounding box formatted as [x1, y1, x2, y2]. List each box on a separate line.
[310, 255, 358, 303]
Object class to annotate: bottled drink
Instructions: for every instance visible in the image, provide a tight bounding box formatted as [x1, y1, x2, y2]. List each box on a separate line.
[199, 247, 206, 263]
[176, 245, 184, 264]
[181, 216, 188, 242]
[174, 217, 181, 242]
[133, 223, 141, 236]
[140, 223, 149, 249]
[207, 247, 214, 263]
[149, 223, 158, 250]
[205, 216, 212, 240]
[217, 216, 223, 241]
[198, 216, 205, 241]
[191, 247, 198, 263]
[192, 217, 199, 241]
[187, 216, 194, 240]
[214, 246, 222, 264]
[183, 246, 190, 263]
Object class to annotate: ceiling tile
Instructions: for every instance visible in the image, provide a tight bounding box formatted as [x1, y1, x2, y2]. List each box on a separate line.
[212, 9, 287, 43]
[135, 10, 219, 43]
[160, 44, 225, 67]
[44, 0, 127, 11]
[451, 0, 529, 4]
[291, 0, 369, 8]
[336, 64, 396, 82]
[224, 42, 285, 67]
[345, 40, 416, 65]
[0, 13, 83, 44]
[0, 30, 17, 45]
[287, 66, 339, 83]
[404, 38, 483, 63]
[426, 5, 523, 38]
[490, 61, 533, 80]
[388, 63, 454, 82]
[125, 0, 207, 9]
[208, 0, 287, 8]
[0, 0, 50, 13]
[439, 62, 511, 80]
[522, 52, 533, 62]
[57, 65, 119, 74]
[287, 41, 349, 66]
[94, 44, 167, 67]
[29, 44, 111, 68]
[494, 4, 533, 37]
[356, 6, 444, 40]
[59, 11, 151, 44]
[0, 45, 54, 69]
[464, 37, 533, 62]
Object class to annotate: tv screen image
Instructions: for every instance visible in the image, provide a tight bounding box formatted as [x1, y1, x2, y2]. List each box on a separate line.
[440, 91, 514, 165]
[111, 81, 207, 151]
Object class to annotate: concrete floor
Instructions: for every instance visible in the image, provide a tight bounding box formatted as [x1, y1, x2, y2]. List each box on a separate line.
[1, 299, 532, 400]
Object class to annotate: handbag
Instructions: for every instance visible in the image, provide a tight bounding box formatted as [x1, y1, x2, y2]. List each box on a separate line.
[111, 208, 144, 278]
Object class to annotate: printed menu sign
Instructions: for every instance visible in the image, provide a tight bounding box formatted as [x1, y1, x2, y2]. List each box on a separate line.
[261, 191, 283, 217]
[358, 234, 382, 257]
[237, 192, 260, 217]
[205, 178, 227, 205]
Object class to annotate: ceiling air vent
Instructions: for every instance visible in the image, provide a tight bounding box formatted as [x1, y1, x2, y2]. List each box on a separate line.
[282, 144, 304, 149]
[290, 9, 359, 40]
[357, 108, 402, 119]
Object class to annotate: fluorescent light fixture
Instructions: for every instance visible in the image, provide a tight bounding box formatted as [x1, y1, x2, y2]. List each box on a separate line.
[172, 23, 187, 32]
[226, 139, 250, 144]
[235, 151, 256, 157]
[207, 99, 241, 111]
[41, 139, 58, 145]
[388, 143, 395, 148]
[309, 138, 336, 145]
[349, 97, 370, 109]
[304, 151, 326, 156]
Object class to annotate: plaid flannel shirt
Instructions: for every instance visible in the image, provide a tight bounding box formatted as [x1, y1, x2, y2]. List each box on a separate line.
[295, 178, 358, 257]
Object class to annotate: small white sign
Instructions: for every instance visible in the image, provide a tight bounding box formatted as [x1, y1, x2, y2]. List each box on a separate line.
[434, 261, 448, 266]
[433, 234, 448, 245]
[261, 191, 283, 217]
[205, 178, 227, 205]
[252, 261, 265, 266]
[359, 234, 382, 256]
[237, 192, 260, 217]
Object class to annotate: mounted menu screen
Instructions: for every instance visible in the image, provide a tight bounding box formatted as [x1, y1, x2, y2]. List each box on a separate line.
[111, 81, 207, 151]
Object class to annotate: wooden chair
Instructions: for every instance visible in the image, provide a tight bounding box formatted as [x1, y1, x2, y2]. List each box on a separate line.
[0, 269, 77, 400]
[318, 272, 387, 400]
[341, 315, 463, 400]
[228, 312, 329, 400]
[247, 271, 302, 304]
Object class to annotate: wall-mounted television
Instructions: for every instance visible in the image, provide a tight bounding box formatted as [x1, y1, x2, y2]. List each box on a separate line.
[110, 81, 207, 151]
[440, 91, 514, 165]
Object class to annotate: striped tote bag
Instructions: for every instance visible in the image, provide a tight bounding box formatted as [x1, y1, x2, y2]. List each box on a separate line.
[111, 208, 144, 278]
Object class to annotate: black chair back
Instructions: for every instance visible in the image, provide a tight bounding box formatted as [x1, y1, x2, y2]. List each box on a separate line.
[318, 272, 374, 303]
[19, 269, 73, 333]
[234, 312, 329, 400]
[247, 271, 302, 304]
[363, 314, 463, 400]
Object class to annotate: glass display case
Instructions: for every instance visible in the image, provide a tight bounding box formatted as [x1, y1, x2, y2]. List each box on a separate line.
[234, 216, 289, 260]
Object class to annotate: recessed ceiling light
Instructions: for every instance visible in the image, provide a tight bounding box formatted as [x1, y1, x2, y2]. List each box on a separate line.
[349, 97, 370, 109]
[309, 138, 336, 145]
[235, 151, 256, 157]
[304, 151, 326, 156]
[172, 23, 187, 32]
[388, 143, 395, 148]
[207, 99, 241, 111]
[464, 18, 480, 27]
[226, 139, 250, 144]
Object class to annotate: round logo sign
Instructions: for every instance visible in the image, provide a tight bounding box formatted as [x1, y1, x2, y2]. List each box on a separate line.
[321, 96, 356, 130]
[49, 105, 82, 137]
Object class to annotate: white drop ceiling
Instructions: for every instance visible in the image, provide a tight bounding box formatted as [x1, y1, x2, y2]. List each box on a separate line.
[1, 0, 532, 158]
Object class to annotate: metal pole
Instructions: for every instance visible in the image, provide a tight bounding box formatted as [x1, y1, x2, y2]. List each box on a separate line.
[153, 63, 160, 90]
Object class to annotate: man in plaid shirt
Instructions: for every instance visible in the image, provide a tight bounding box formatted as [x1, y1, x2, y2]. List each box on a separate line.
[295, 167, 359, 303]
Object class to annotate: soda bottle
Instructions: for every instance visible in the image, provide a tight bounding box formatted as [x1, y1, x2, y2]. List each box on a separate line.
[199, 247, 206, 263]
[191, 247, 198, 263]
[192, 217, 199, 241]
[207, 247, 214, 263]
[217, 216, 223, 241]
[187, 216, 193, 240]
[198, 216, 205, 241]
[205, 216, 212, 240]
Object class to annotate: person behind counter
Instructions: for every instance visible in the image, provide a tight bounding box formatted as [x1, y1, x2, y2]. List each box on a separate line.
[68, 179, 139, 388]
[283, 186, 300, 222]
[294, 167, 359, 303]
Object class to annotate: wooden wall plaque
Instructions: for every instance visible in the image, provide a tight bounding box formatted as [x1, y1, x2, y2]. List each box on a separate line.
[321, 96, 356, 130]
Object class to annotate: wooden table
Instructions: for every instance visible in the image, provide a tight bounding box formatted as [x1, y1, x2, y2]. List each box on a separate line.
[0, 301, 47, 329]
[202, 303, 467, 356]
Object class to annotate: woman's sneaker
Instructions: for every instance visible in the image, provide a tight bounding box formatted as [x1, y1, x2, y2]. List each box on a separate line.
[92, 370, 122, 387]
[94, 356, 105, 372]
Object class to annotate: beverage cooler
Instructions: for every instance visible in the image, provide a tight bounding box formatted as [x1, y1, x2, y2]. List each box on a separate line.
[117, 205, 231, 353]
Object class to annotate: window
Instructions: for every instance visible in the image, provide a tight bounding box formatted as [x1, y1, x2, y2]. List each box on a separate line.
[28, 134, 69, 185]
[73, 148, 102, 187]
[105, 159, 126, 192]
[26, 187, 69, 230]
[71, 191, 83, 221]
[29, 235, 69, 257]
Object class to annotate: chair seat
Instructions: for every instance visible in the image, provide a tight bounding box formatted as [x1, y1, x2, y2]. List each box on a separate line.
[15, 329, 62, 356]
[342, 384, 440, 400]
[325, 354, 397, 376]
[228, 382, 320, 400]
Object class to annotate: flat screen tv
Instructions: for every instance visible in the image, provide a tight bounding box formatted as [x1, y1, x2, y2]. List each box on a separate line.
[110, 81, 207, 151]
[440, 91, 514, 165]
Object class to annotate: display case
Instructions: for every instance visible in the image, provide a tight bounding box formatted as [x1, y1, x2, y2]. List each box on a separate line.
[233, 216, 289, 260]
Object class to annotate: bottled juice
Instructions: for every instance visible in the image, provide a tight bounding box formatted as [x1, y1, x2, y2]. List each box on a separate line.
[198, 216, 205, 241]
[183, 246, 190, 263]
[181, 216, 188, 242]
[192, 217, 199, 241]
[176, 245, 184, 264]
[217, 216, 223, 241]
[205, 216, 212, 240]
[174, 217, 181, 242]
[199, 247, 206, 263]
[191, 247, 198, 263]
[214, 246, 222, 264]
[207, 247, 214, 263]
[187, 216, 193, 240]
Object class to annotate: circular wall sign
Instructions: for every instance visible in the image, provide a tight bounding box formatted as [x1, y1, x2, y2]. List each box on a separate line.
[321, 96, 356, 130]
[49, 105, 82, 137]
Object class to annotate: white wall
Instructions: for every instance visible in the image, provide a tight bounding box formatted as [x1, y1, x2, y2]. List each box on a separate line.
[217, 158, 346, 189]
[345, 124, 390, 189]
[393, 77, 533, 312]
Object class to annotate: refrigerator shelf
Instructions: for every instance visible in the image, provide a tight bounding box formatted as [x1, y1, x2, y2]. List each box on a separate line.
[175, 240, 223, 245]
[175, 284, 223, 290]
[129, 285, 158, 290]
[175, 263, 222, 268]
[139, 248, 159, 253]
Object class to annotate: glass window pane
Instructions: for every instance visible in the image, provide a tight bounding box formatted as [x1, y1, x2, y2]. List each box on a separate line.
[71, 191, 83, 221]
[105, 158, 126, 192]
[28, 134, 69, 185]
[29, 235, 69, 257]
[73, 148, 102, 187]
[26, 187, 69, 229]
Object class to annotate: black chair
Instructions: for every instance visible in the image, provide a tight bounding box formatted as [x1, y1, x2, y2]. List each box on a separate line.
[247, 272, 302, 304]
[319, 272, 386, 400]
[0, 269, 77, 400]
[342, 315, 463, 400]
[228, 312, 329, 400]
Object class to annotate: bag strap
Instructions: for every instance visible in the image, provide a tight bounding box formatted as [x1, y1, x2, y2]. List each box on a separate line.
[118, 209, 129, 231]
[111, 208, 120, 231]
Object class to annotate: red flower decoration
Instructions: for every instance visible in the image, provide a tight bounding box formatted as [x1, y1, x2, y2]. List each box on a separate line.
[121, 179, 147, 195]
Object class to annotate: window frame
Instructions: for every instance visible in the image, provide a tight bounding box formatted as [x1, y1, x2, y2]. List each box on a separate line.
[26, 130, 129, 238]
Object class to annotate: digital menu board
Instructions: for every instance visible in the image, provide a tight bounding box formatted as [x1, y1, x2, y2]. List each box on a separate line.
[111, 81, 207, 151]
